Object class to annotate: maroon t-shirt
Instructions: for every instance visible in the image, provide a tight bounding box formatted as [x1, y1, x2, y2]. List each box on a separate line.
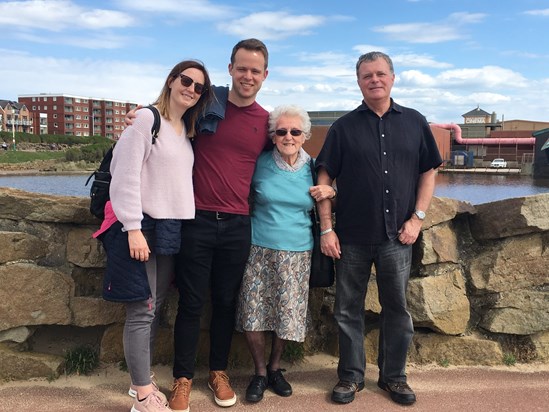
[193, 100, 269, 215]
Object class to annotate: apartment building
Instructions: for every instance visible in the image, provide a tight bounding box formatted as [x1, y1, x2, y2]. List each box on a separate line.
[0, 100, 32, 134]
[18, 94, 138, 139]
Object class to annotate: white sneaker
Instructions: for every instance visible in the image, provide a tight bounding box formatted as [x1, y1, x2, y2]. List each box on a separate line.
[129, 373, 167, 404]
[131, 390, 173, 412]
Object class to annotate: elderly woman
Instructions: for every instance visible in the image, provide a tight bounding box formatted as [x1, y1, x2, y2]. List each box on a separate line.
[236, 105, 336, 403]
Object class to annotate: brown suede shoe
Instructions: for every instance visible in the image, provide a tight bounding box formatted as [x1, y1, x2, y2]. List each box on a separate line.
[208, 370, 237, 407]
[169, 377, 192, 412]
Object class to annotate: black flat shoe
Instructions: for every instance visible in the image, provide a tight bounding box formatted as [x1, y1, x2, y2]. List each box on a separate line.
[267, 368, 292, 397]
[246, 375, 268, 403]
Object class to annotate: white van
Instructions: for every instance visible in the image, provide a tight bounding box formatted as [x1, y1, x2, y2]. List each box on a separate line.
[490, 158, 507, 168]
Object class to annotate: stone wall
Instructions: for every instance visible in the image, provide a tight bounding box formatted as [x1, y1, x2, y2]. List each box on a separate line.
[0, 187, 547, 380]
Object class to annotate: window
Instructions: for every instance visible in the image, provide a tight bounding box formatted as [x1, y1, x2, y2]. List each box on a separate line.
[32, 106, 36, 110]
[32, 97, 36, 102]
[53, 114, 57, 118]
[53, 105, 57, 110]
[43, 97, 48, 102]
[53, 97, 57, 101]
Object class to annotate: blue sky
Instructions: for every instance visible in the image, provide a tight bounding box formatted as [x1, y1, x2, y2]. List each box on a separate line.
[1, 0, 549, 124]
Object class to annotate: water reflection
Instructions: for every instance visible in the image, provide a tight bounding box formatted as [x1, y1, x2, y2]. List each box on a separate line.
[1, 173, 549, 205]
[435, 173, 549, 204]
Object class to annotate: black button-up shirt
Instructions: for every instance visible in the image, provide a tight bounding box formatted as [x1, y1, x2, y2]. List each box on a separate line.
[315, 99, 442, 244]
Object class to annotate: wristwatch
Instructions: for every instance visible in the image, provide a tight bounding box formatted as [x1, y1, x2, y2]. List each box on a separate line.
[414, 210, 426, 220]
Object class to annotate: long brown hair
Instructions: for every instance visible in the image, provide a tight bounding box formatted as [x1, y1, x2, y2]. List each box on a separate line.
[154, 60, 213, 137]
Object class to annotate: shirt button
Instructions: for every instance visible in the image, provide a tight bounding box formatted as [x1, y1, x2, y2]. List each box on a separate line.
[386, 189, 389, 193]
[384, 170, 388, 174]
[383, 151, 387, 155]
[385, 209, 389, 213]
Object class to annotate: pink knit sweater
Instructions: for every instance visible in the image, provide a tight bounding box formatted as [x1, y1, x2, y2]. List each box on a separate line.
[109, 107, 195, 231]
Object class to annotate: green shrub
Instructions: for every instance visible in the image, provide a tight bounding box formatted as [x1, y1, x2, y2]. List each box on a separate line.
[503, 353, 516, 366]
[64, 346, 99, 376]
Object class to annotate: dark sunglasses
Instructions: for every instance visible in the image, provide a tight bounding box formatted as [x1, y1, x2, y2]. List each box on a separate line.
[178, 74, 206, 95]
[275, 128, 303, 137]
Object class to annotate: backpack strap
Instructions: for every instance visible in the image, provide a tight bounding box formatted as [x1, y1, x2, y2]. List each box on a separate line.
[145, 105, 161, 144]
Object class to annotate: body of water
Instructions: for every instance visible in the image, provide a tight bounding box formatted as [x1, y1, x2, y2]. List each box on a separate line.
[1, 172, 549, 205]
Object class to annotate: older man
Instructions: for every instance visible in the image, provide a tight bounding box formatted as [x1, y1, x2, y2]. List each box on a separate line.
[315, 51, 442, 406]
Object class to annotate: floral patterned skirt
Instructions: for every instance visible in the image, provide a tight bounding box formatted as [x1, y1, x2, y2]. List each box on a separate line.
[236, 245, 311, 342]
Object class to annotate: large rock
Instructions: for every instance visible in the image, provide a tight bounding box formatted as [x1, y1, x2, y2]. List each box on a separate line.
[409, 332, 503, 366]
[424, 196, 476, 230]
[0, 231, 47, 263]
[66, 227, 106, 268]
[0, 263, 73, 331]
[0, 326, 33, 343]
[469, 234, 549, 293]
[480, 289, 549, 334]
[419, 222, 460, 265]
[0, 343, 64, 380]
[71, 297, 125, 327]
[100, 323, 124, 363]
[408, 266, 470, 335]
[0, 187, 96, 224]
[471, 193, 549, 240]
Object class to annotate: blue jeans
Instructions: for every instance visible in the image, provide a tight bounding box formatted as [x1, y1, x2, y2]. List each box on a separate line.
[173, 212, 251, 379]
[334, 239, 414, 384]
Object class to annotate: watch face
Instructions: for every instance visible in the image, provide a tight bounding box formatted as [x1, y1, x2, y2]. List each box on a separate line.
[415, 210, 426, 220]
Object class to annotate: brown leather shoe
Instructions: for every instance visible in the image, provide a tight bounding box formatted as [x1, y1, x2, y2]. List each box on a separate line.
[169, 377, 192, 412]
[208, 370, 237, 407]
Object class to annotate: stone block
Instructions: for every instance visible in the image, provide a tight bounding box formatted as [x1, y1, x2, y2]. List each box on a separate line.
[480, 289, 549, 335]
[419, 222, 460, 265]
[0, 343, 64, 380]
[409, 332, 503, 366]
[471, 193, 549, 240]
[0, 326, 34, 343]
[531, 331, 549, 362]
[100, 323, 124, 363]
[0, 231, 47, 263]
[71, 297, 125, 327]
[408, 266, 470, 335]
[469, 234, 549, 293]
[66, 227, 106, 268]
[0, 263, 73, 331]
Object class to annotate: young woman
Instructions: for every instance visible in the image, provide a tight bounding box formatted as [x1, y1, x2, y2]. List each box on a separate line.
[94, 60, 212, 412]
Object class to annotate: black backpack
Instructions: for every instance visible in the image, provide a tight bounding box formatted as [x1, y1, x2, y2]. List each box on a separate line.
[86, 105, 161, 219]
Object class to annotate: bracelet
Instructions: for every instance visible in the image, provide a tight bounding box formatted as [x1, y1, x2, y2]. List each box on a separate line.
[320, 228, 333, 236]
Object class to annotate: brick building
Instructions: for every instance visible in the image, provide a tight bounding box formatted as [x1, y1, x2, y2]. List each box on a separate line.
[18, 94, 138, 139]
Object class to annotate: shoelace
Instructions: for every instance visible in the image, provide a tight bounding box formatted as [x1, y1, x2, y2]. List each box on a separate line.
[337, 380, 357, 390]
[212, 372, 231, 389]
[147, 391, 167, 408]
[171, 379, 191, 398]
[390, 382, 412, 392]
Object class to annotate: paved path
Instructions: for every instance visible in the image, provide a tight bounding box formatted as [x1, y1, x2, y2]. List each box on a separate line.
[1, 355, 548, 412]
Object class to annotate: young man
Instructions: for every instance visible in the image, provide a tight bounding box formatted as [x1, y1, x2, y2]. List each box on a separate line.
[315, 51, 442, 406]
[168, 39, 270, 412]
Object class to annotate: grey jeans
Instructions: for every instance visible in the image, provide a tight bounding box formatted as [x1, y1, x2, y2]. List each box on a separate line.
[334, 239, 414, 384]
[124, 254, 174, 386]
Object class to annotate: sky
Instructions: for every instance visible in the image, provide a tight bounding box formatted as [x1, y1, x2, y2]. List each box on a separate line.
[1, 0, 549, 124]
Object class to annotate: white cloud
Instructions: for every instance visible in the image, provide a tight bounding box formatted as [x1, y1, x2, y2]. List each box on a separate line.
[373, 12, 486, 43]
[0, 0, 134, 31]
[523, 9, 549, 16]
[392, 53, 453, 69]
[217, 11, 326, 40]
[116, 0, 236, 19]
[437, 66, 528, 89]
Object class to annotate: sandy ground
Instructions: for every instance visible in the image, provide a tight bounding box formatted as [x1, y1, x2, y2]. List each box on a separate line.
[1, 354, 548, 412]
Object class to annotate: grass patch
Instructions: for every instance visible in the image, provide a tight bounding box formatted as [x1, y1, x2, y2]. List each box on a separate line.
[64, 346, 99, 376]
[438, 358, 450, 368]
[0, 150, 65, 163]
[502, 353, 517, 366]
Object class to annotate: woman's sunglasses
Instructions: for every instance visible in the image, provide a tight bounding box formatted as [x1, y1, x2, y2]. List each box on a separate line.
[178, 74, 205, 95]
[275, 128, 303, 137]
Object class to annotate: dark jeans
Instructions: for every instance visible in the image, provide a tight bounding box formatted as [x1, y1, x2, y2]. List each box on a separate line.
[334, 239, 414, 384]
[173, 212, 251, 379]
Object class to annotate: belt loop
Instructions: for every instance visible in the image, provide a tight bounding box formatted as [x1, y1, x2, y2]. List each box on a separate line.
[216, 211, 222, 220]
